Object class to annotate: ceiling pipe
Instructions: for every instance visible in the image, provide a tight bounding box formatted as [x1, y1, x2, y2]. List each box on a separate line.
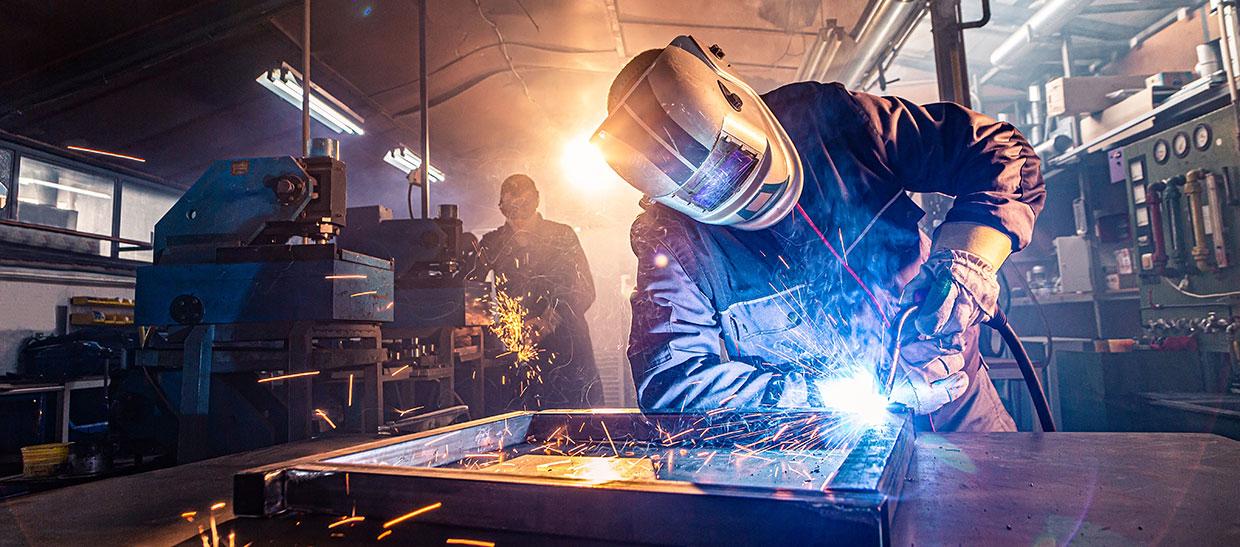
[832, 0, 924, 87]
[989, 0, 1094, 70]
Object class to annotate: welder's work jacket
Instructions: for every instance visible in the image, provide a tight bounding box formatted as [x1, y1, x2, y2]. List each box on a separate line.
[480, 214, 603, 409]
[627, 82, 1044, 432]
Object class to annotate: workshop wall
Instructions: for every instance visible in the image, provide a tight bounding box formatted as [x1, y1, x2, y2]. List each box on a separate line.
[0, 272, 133, 375]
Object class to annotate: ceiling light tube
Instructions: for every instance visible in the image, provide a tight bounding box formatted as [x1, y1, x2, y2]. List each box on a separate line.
[257, 62, 365, 135]
[384, 146, 446, 183]
[18, 177, 112, 199]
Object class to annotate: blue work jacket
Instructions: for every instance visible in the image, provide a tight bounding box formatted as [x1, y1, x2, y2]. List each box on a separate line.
[627, 82, 1044, 429]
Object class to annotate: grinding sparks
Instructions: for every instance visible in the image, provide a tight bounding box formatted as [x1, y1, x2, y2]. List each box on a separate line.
[314, 409, 337, 429]
[350, 290, 378, 298]
[324, 274, 368, 280]
[382, 502, 443, 528]
[257, 370, 320, 383]
[210, 502, 226, 511]
[490, 289, 540, 365]
[328, 515, 365, 528]
[446, 539, 495, 547]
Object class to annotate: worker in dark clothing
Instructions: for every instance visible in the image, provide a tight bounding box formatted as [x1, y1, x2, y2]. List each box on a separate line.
[477, 174, 603, 410]
[592, 36, 1044, 431]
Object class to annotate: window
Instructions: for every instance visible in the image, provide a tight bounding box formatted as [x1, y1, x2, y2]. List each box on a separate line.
[15, 157, 116, 255]
[119, 180, 179, 261]
[0, 148, 12, 211]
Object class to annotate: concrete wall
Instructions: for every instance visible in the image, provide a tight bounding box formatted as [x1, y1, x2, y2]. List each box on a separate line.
[0, 267, 134, 374]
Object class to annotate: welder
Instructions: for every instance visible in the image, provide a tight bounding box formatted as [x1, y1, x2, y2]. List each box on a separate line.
[477, 174, 604, 409]
[594, 37, 1044, 431]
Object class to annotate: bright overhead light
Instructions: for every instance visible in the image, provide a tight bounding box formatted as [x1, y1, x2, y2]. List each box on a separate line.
[66, 145, 146, 163]
[561, 131, 624, 190]
[19, 177, 112, 199]
[257, 62, 365, 135]
[384, 146, 446, 184]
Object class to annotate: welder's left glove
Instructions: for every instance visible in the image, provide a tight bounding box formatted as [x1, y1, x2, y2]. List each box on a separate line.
[890, 248, 999, 414]
[898, 248, 1000, 357]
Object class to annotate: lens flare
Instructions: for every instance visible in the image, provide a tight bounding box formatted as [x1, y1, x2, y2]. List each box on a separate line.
[561, 132, 624, 189]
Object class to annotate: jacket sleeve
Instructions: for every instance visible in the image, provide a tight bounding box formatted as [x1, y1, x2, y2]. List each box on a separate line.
[849, 91, 1046, 251]
[627, 216, 812, 411]
[560, 226, 596, 316]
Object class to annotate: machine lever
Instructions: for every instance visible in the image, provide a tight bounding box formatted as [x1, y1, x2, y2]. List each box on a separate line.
[1184, 169, 1215, 272]
[1205, 171, 1230, 268]
[1147, 181, 1169, 273]
[1164, 175, 1188, 272]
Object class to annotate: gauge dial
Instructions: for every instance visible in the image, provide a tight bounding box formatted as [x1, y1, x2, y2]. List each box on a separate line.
[1194, 124, 1212, 150]
[1173, 132, 1190, 158]
[1153, 139, 1170, 164]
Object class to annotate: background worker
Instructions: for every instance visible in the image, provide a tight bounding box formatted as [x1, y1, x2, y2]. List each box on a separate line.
[477, 174, 603, 410]
[595, 37, 1044, 431]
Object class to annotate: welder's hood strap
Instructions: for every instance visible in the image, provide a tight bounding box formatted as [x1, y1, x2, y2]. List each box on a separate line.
[593, 35, 804, 230]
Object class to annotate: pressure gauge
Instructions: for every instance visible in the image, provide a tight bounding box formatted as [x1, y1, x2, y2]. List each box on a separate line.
[1153, 139, 1170, 164]
[1173, 132, 1190, 158]
[1194, 124, 1212, 151]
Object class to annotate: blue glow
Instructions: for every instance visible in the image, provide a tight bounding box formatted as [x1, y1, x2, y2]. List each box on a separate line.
[815, 373, 891, 425]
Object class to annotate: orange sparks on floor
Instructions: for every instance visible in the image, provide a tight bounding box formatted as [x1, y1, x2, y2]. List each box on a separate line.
[446, 539, 495, 547]
[314, 409, 337, 429]
[347, 374, 355, 407]
[328, 515, 365, 529]
[350, 290, 378, 298]
[210, 502, 226, 511]
[257, 370, 320, 383]
[181, 511, 197, 521]
[382, 502, 443, 528]
[600, 421, 619, 457]
[376, 530, 393, 541]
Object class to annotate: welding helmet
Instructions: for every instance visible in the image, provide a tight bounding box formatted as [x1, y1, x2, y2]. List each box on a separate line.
[592, 35, 803, 230]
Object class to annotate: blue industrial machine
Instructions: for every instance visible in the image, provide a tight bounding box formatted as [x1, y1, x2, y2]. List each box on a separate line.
[337, 204, 491, 430]
[132, 143, 395, 462]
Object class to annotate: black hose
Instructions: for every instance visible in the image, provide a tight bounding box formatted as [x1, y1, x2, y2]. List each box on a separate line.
[985, 308, 1056, 432]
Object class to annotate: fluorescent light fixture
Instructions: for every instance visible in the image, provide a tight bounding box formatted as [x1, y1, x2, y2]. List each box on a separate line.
[66, 145, 146, 163]
[384, 146, 446, 184]
[257, 62, 365, 135]
[19, 177, 112, 199]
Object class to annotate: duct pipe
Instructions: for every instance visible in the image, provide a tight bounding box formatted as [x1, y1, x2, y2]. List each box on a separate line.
[830, 0, 923, 87]
[989, 0, 1093, 70]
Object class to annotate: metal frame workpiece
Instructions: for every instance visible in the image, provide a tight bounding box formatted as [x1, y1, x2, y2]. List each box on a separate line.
[234, 409, 914, 545]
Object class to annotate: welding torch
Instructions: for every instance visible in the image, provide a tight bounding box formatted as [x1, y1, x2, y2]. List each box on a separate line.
[883, 276, 1056, 432]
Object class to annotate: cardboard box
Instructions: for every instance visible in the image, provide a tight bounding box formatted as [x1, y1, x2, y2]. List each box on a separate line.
[1046, 75, 1149, 117]
[1079, 86, 1161, 144]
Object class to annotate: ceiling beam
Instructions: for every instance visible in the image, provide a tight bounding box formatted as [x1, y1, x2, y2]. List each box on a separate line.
[616, 16, 817, 36]
[0, 0, 298, 123]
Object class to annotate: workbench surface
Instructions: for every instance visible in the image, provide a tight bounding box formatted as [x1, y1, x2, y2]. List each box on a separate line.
[2, 432, 1238, 545]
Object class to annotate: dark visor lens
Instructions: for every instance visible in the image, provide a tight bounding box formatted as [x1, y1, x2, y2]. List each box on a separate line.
[683, 137, 759, 210]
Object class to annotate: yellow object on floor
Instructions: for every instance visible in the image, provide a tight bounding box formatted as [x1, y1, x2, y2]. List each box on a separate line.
[21, 442, 70, 477]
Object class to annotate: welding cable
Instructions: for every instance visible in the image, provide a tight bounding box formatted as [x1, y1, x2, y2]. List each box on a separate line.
[984, 308, 1056, 432]
[884, 306, 919, 395]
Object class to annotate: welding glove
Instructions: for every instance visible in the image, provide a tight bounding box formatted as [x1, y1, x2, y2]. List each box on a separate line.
[889, 366, 970, 415]
[527, 306, 562, 344]
[891, 248, 1000, 414]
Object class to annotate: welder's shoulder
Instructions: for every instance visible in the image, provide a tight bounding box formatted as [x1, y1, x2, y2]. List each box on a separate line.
[630, 205, 704, 257]
[539, 219, 582, 244]
[762, 81, 871, 133]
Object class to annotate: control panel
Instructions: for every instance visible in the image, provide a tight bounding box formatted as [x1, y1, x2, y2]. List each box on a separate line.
[1121, 106, 1240, 353]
